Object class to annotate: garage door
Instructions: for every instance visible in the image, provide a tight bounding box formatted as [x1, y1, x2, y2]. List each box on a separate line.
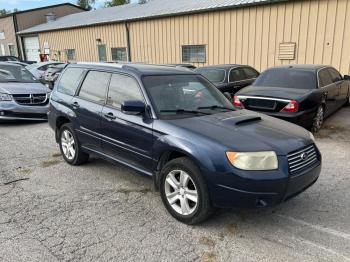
[24, 36, 40, 62]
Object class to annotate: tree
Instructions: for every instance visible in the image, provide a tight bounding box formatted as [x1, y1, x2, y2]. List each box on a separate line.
[104, 0, 130, 8]
[76, 0, 96, 10]
[0, 9, 10, 16]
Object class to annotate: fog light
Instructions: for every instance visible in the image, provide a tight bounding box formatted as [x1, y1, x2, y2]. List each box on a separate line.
[0, 111, 5, 116]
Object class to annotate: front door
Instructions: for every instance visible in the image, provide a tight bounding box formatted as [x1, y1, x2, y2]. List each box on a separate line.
[100, 73, 154, 173]
[72, 70, 111, 151]
[98, 45, 107, 62]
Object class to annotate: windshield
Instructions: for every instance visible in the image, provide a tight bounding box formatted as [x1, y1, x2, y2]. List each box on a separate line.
[142, 74, 234, 119]
[253, 68, 317, 89]
[0, 64, 37, 83]
[196, 68, 226, 83]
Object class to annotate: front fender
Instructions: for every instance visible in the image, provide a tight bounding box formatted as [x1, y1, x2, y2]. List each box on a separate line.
[152, 134, 226, 175]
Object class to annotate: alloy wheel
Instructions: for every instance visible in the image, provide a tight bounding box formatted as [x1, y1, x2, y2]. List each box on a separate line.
[164, 170, 198, 216]
[61, 130, 76, 160]
[314, 107, 324, 131]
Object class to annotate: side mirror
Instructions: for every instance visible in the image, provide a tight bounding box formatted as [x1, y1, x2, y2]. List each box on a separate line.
[224, 92, 232, 101]
[343, 75, 350, 81]
[121, 100, 146, 115]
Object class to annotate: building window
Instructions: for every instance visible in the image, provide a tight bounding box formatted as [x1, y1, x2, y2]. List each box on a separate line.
[8, 44, 16, 56]
[111, 48, 128, 62]
[65, 49, 76, 61]
[182, 45, 206, 63]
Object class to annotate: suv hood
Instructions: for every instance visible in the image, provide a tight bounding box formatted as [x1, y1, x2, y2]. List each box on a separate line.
[168, 110, 312, 156]
[237, 86, 313, 100]
[0, 82, 50, 94]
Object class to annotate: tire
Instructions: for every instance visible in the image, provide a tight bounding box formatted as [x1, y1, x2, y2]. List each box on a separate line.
[159, 157, 214, 224]
[311, 106, 324, 133]
[58, 123, 89, 165]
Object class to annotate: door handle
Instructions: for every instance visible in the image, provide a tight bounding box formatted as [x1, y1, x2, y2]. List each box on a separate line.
[71, 101, 80, 109]
[104, 112, 117, 120]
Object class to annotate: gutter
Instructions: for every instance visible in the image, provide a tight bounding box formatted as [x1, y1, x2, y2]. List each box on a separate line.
[12, 14, 22, 59]
[125, 22, 132, 62]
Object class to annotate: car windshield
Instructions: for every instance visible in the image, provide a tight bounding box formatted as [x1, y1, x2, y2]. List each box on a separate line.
[195, 68, 226, 83]
[0, 64, 37, 83]
[253, 68, 317, 89]
[142, 74, 234, 119]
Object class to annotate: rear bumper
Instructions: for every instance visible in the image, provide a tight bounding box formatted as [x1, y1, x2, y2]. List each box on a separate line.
[208, 159, 321, 209]
[259, 110, 316, 129]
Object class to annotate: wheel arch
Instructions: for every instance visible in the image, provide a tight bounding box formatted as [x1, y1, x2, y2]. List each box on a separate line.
[55, 116, 71, 142]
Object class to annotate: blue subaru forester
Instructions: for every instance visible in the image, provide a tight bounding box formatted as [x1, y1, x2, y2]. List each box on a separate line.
[48, 63, 321, 224]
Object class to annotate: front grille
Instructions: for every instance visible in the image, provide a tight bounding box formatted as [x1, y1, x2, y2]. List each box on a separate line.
[13, 94, 48, 106]
[287, 144, 319, 175]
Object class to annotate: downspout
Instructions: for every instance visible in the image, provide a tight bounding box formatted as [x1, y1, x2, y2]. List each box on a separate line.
[124, 22, 132, 62]
[12, 14, 22, 59]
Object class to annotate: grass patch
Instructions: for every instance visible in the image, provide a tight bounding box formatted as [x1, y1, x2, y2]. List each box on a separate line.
[199, 236, 216, 248]
[41, 159, 61, 168]
[116, 187, 152, 194]
[52, 152, 62, 158]
[18, 168, 32, 175]
[201, 251, 217, 262]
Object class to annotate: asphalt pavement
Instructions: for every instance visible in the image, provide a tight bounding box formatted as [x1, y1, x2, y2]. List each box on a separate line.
[0, 107, 349, 262]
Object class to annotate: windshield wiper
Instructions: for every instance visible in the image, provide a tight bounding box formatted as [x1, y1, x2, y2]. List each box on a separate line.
[198, 105, 235, 111]
[160, 109, 211, 115]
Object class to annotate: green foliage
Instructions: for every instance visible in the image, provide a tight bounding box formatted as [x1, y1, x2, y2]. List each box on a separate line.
[76, 0, 96, 10]
[0, 9, 10, 16]
[104, 0, 130, 8]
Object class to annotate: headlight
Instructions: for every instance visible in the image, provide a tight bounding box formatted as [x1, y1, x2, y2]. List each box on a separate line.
[0, 93, 12, 102]
[226, 151, 278, 171]
[309, 132, 315, 142]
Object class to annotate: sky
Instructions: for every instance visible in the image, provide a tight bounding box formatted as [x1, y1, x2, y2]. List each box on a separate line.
[0, 0, 138, 10]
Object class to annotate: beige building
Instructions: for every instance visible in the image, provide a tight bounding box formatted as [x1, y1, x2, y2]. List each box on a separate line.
[0, 3, 85, 61]
[18, 0, 350, 74]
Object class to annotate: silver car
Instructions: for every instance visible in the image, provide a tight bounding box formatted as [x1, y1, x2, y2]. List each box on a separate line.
[26, 61, 64, 80]
[0, 62, 51, 121]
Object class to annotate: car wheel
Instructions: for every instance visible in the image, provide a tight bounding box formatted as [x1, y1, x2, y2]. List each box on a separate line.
[59, 123, 89, 165]
[311, 106, 324, 133]
[159, 157, 213, 224]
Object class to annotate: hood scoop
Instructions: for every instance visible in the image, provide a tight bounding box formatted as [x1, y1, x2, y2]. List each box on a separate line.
[222, 114, 262, 126]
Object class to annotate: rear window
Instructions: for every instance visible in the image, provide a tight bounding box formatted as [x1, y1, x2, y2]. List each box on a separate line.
[196, 68, 226, 83]
[253, 68, 317, 89]
[78, 71, 111, 103]
[57, 68, 85, 96]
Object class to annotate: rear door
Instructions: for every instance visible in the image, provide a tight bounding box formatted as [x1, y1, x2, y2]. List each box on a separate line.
[100, 73, 154, 173]
[229, 67, 253, 92]
[328, 67, 347, 104]
[318, 68, 338, 115]
[72, 70, 111, 151]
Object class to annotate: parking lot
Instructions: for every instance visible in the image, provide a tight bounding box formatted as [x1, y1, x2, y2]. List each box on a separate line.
[0, 107, 349, 262]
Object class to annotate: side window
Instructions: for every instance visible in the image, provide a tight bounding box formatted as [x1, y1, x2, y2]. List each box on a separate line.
[107, 74, 143, 109]
[79, 71, 111, 103]
[318, 69, 332, 88]
[243, 67, 259, 79]
[38, 65, 48, 71]
[328, 68, 342, 83]
[229, 68, 246, 82]
[56, 68, 85, 96]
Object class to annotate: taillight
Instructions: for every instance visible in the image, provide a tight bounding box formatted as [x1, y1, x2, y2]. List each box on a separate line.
[233, 96, 244, 109]
[281, 100, 299, 113]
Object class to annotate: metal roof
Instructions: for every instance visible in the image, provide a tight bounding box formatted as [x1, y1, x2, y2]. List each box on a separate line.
[0, 3, 86, 19]
[18, 0, 287, 34]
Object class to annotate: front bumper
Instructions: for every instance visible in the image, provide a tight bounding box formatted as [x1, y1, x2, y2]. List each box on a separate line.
[0, 101, 49, 121]
[208, 156, 321, 209]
